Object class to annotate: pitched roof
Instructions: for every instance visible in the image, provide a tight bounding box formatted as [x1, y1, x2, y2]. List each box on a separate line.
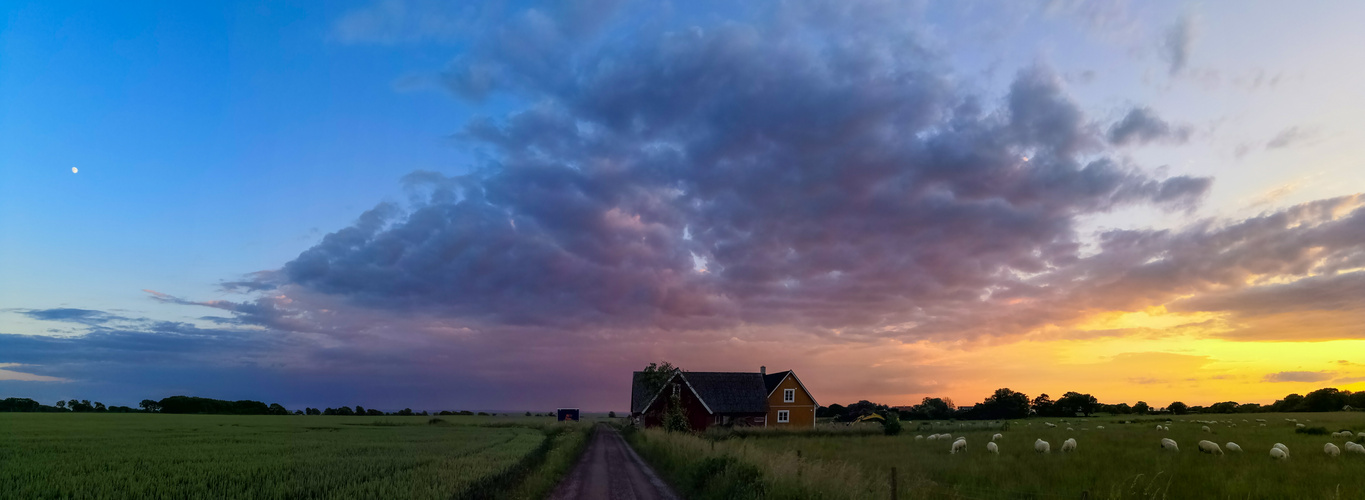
[763, 370, 792, 394]
[682, 372, 770, 413]
[631, 371, 771, 414]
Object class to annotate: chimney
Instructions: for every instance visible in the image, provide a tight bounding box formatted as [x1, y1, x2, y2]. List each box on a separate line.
[760, 366, 766, 375]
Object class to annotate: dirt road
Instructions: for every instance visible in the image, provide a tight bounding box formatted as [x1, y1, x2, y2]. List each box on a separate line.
[547, 424, 679, 500]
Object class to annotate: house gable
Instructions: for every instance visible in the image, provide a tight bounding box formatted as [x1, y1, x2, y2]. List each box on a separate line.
[764, 370, 818, 407]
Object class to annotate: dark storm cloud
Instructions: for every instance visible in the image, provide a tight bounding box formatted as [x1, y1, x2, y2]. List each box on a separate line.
[1108, 107, 1192, 146]
[1162, 15, 1194, 76]
[275, 4, 1213, 342]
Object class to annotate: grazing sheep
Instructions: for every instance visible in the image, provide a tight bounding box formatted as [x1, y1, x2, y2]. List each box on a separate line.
[1161, 438, 1179, 452]
[1345, 442, 1365, 455]
[1332, 431, 1350, 438]
[1155, 425, 1163, 431]
[1096, 426, 1105, 430]
[1358, 432, 1365, 438]
[1061, 438, 1077, 453]
[1201, 425, 1212, 433]
[1273, 443, 1289, 457]
[1225, 442, 1242, 453]
[1270, 447, 1288, 460]
[1066, 427, 1074, 431]
[1197, 440, 1223, 455]
[1324, 443, 1341, 457]
[927, 434, 939, 441]
[1296, 423, 1306, 429]
[1036, 439, 1051, 453]
[1259, 424, 1266, 427]
[1045, 422, 1056, 428]
[1255, 418, 1266, 422]
[987, 442, 999, 454]
[951, 438, 967, 454]
[915, 435, 924, 441]
[992, 433, 1003, 442]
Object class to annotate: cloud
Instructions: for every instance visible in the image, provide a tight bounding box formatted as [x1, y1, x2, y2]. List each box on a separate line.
[0, 363, 69, 382]
[1107, 107, 1192, 146]
[1333, 376, 1365, 385]
[1162, 15, 1195, 76]
[19, 308, 125, 325]
[1266, 126, 1313, 149]
[1263, 371, 1335, 383]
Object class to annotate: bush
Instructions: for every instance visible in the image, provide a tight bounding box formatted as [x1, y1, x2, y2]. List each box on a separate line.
[428, 418, 447, 425]
[1295, 426, 1329, 435]
[882, 412, 902, 436]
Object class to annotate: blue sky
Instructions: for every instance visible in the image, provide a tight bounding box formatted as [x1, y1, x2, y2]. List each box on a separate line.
[3, 0, 1365, 412]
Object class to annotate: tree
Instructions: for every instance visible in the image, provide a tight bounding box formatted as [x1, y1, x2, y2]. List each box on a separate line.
[818, 403, 848, 420]
[1055, 392, 1098, 416]
[1302, 388, 1348, 412]
[1272, 394, 1305, 412]
[294, 410, 304, 415]
[980, 388, 1031, 419]
[916, 398, 955, 420]
[608, 411, 616, 418]
[1112, 403, 1132, 415]
[94, 402, 106, 412]
[1348, 391, 1365, 410]
[1167, 401, 1189, 415]
[139, 399, 161, 413]
[881, 411, 902, 436]
[1133, 401, 1150, 415]
[525, 411, 532, 416]
[1031, 394, 1054, 417]
[268, 403, 289, 415]
[662, 392, 689, 433]
[55, 400, 66, 410]
[355, 406, 365, 416]
[336, 406, 355, 416]
[398, 408, 415, 416]
[1208, 401, 1238, 413]
[640, 361, 682, 399]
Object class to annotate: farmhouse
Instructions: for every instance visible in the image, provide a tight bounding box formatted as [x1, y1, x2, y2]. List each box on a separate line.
[630, 366, 818, 430]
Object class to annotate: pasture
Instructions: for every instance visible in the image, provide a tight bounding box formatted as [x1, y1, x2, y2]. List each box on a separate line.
[0, 413, 587, 500]
[630, 412, 1365, 500]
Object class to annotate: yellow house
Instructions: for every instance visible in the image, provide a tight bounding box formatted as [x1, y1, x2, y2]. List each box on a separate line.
[762, 367, 817, 428]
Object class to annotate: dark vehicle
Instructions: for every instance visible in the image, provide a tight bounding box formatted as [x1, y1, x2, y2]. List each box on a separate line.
[557, 408, 580, 422]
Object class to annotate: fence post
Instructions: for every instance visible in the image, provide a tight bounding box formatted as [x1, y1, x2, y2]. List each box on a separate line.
[890, 467, 898, 500]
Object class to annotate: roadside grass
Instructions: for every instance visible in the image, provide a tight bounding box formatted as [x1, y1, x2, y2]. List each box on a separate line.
[506, 422, 595, 499]
[627, 412, 1365, 500]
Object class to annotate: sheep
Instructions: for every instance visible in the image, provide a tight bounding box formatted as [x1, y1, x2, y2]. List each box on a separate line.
[1331, 431, 1350, 438]
[1066, 427, 1074, 431]
[1096, 426, 1105, 430]
[1273, 443, 1289, 457]
[1296, 423, 1306, 429]
[1324, 443, 1341, 457]
[1045, 422, 1056, 428]
[927, 434, 939, 441]
[1036, 438, 1051, 453]
[1197, 440, 1223, 455]
[1255, 418, 1266, 422]
[1259, 424, 1266, 427]
[1160, 438, 1179, 452]
[1155, 425, 1163, 431]
[951, 438, 967, 454]
[1270, 447, 1288, 460]
[1225, 442, 1242, 453]
[1061, 438, 1077, 453]
[915, 435, 924, 441]
[1345, 442, 1365, 455]
[987, 442, 999, 454]
[1358, 431, 1365, 438]
[1201, 425, 1212, 433]
[992, 433, 1003, 442]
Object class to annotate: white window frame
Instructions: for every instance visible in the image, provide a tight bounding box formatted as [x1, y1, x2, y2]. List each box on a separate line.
[777, 410, 789, 423]
[783, 389, 795, 402]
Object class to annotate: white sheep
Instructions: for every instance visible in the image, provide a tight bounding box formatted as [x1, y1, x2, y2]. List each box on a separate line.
[941, 433, 953, 440]
[1036, 438, 1051, 453]
[1259, 424, 1266, 427]
[1296, 423, 1306, 429]
[1324, 443, 1341, 457]
[1061, 438, 1077, 453]
[951, 438, 967, 454]
[1273, 443, 1289, 457]
[1096, 426, 1105, 430]
[1161, 438, 1179, 452]
[991, 433, 1003, 442]
[1255, 418, 1266, 422]
[1270, 447, 1288, 460]
[1045, 422, 1056, 428]
[1197, 440, 1223, 455]
[1066, 427, 1074, 431]
[1358, 431, 1365, 438]
[927, 434, 939, 441]
[1345, 442, 1365, 455]
[1155, 424, 1163, 431]
[1201, 425, 1211, 433]
[915, 435, 924, 441]
[987, 441, 999, 454]
[1225, 442, 1242, 453]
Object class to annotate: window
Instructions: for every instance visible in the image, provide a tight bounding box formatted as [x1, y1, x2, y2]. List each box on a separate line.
[672, 383, 680, 397]
[777, 410, 789, 423]
[783, 388, 795, 402]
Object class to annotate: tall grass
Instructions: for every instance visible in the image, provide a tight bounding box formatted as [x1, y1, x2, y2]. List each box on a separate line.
[506, 422, 594, 500]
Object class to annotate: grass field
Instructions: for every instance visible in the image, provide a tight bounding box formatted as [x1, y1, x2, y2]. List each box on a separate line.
[0, 413, 589, 499]
[630, 412, 1365, 500]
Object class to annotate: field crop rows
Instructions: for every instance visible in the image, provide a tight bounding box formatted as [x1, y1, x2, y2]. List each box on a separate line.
[0, 414, 554, 499]
[631, 412, 1365, 500]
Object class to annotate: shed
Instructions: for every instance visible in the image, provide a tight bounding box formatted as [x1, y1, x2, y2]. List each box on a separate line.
[557, 408, 580, 422]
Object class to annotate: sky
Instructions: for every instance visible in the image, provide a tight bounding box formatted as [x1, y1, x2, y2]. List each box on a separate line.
[3, 0, 1365, 412]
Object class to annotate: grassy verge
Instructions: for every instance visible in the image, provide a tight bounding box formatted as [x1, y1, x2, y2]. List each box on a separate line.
[505, 423, 595, 500]
[624, 426, 877, 500]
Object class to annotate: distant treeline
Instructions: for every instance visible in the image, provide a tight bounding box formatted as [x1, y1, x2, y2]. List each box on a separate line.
[819, 386, 1365, 421]
[0, 395, 524, 417]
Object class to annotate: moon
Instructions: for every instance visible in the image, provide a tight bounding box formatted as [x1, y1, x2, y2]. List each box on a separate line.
[72, 167, 78, 174]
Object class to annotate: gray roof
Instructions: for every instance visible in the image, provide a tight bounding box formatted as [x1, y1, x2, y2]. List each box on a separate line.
[631, 371, 773, 414]
[763, 370, 791, 395]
